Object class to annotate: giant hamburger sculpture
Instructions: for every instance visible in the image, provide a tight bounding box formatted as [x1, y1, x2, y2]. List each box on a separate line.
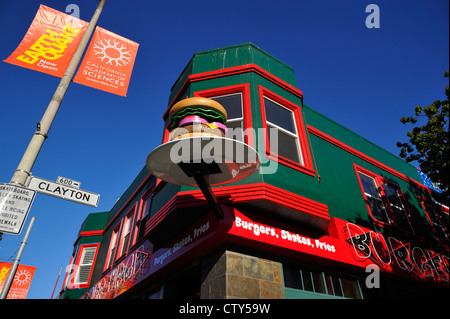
[168, 97, 228, 141]
[146, 95, 259, 187]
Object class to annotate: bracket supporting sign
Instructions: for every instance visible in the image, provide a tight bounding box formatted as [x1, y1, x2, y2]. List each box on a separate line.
[27, 176, 99, 207]
[0, 183, 36, 235]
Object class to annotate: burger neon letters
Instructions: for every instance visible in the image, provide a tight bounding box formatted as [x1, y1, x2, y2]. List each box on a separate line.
[345, 222, 449, 282]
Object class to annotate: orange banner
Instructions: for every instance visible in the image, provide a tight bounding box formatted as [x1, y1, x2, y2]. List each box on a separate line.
[0, 262, 36, 299]
[73, 27, 139, 97]
[3, 5, 88, 78]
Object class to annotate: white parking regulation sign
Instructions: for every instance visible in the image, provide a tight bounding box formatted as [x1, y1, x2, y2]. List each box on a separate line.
[0, 183, 36, 235]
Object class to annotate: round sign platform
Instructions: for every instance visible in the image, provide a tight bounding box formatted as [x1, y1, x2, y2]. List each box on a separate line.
[146, 136, 260, 186]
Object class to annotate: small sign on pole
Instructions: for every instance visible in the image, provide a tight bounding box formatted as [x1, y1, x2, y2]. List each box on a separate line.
[0, 183, 36, 235]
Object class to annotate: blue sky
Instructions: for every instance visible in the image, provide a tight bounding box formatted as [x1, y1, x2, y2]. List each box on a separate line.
[0, 0, 448, 299]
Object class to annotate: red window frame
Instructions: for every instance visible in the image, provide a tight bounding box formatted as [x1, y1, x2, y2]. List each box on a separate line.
[162, 119, 172, 144]
[134, 186, 154, 243]
[420, 198, 449, 247]
[104, 224, 122, 271]
[258, 85, 314, 175]
[194, 83, 254, 147]
[354, 164, 414, 233]
[68, 243, 99, 289]
[118, 204, 137, 257]
[62, 255, 74, 290]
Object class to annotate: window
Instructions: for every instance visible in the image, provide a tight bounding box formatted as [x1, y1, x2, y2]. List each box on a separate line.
[382, 184, 411, 231]
[67, 244, 99, 288]
[74, 245, 97, 285]
[120, 211, 133, 256]
[62, 255, 74, 290]
[283, 265, 362, 299]
[137, 188, 153, 240]
[264, 96, 303, 164]
[258, 86, 314, 175]
[194, 84, 253, 146]
[107, 227, 120, 268]
[422, 201, 449, 246]
[210, 93, 244, 142]
[358, 172, 390, 224]
[283, 265, 302, 290]
[355, 166, 413, 233]
[340, 278, 362, 299]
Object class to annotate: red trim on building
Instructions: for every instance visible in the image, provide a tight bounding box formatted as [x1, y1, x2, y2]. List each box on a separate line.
[258, 86, 315, 176]
[67, 243, 100, 289]
[163, 63, 304, 120]
[104, 172, 153, 232]
[144, 182, 329, 237]
[353, 164, 415, 235]
[307, 125, 428, 190]
[73, 230, 103, 245]
[79, 230, 103, 237]
[194, 83, 254, 147]
[103, 223, 122, 273]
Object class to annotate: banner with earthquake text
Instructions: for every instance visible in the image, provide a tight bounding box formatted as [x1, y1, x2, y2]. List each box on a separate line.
[3, 4, 88, 78]
[0, 262, 36, 299]
[73, 26, 139, 97]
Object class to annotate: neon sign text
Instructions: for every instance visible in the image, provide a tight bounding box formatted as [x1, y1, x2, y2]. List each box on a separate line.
[345, 222, 449, 283]
[86, 244, 151, 299]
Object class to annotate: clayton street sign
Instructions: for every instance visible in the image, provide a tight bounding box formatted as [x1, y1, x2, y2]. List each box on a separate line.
[27, 176, 99, 207]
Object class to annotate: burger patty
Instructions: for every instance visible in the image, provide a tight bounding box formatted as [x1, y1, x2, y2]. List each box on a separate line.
[170, 107, 227, 130]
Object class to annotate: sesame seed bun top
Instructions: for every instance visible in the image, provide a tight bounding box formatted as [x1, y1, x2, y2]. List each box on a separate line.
[169, 97, 227, 121]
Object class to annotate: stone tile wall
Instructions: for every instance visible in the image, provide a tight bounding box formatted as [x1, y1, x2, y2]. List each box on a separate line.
[201, 250, 284, 299]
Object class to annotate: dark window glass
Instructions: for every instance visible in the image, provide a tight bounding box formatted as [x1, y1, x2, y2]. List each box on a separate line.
[274, 125, 301, 163]
[341, 278, 362, 299]
[358, 172, 390, 224]
[226, 121, 244, 142]
[211, 94, 242, 120]
[331, 276, 343, 297]
[283, 265, 303, 289]
[324, 275, 334, 295]
[301, 270, 314, 292]
[312, 272, 326, 293]
[424, 203, 449, 244]
[264, 98, 296, 133]
[211, 93, 243, 142]
[382, 184, 412, 232]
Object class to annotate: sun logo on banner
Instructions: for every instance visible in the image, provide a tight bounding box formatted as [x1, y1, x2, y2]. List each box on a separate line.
[14, 269, 33, 286]
[93, 39, 132, 67]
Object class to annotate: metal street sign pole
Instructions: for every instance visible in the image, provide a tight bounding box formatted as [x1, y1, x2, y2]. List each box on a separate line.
[0, 216, 35, 299]
[9, 0, 106, 187]
[0, 1, 106, 242]
[0, 0, 106, 241]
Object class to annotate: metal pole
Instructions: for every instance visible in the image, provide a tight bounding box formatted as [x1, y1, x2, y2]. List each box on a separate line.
[193, 172, 224, 219]
[9, 0, 107, 187]
[50, 266, 62, 299]
[0, 216, 35, 299]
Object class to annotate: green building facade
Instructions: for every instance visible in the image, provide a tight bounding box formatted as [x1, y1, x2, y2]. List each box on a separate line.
[58, 43, 448, 299]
